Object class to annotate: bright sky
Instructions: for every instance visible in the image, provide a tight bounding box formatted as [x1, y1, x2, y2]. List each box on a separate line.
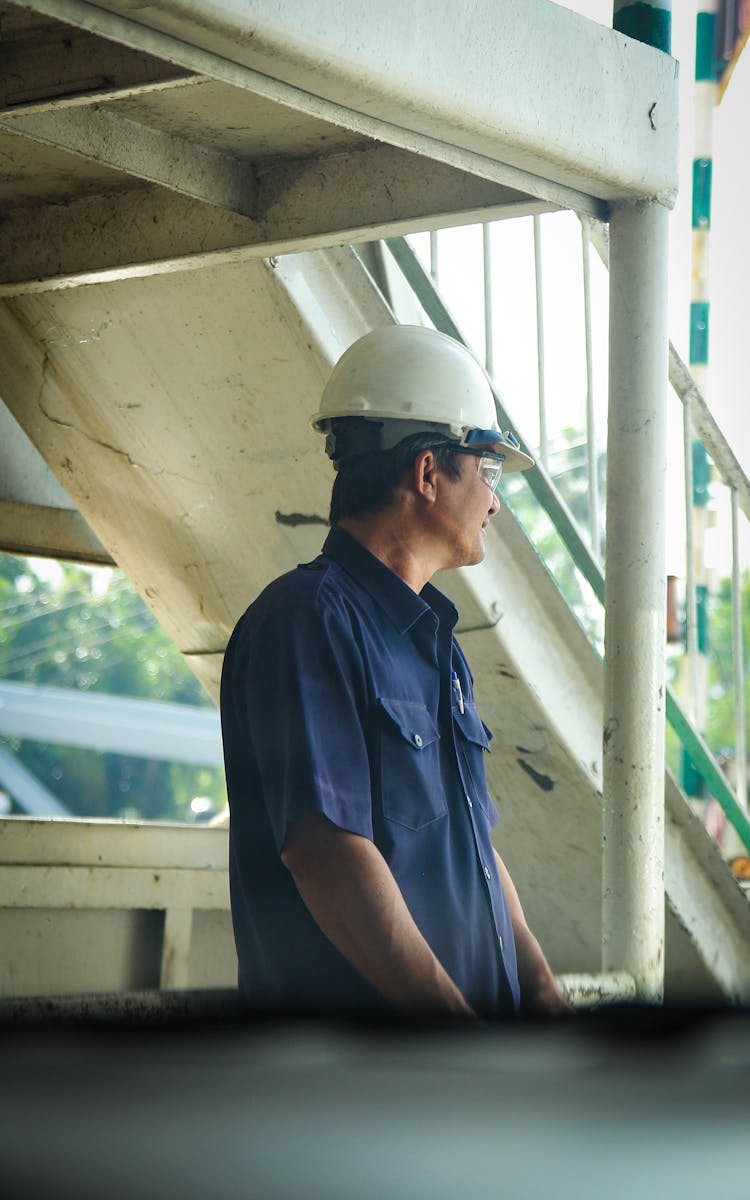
[411, 1, 749, 577]
[564, 0, 750, 574]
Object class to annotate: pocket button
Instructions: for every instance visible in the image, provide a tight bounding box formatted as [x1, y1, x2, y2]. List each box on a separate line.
[413, 733, 423, 747]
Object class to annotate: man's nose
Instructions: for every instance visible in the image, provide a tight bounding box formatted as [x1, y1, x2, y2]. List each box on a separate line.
[488, 490, 501, 516]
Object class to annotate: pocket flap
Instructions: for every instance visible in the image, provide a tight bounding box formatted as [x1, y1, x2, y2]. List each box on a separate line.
[453, 702, 492, 751]
[378, 697, 439, 750]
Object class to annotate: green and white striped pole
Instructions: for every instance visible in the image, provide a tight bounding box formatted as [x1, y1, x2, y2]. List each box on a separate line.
[682, 2, 719, 826]
[613, 0, 672, 49]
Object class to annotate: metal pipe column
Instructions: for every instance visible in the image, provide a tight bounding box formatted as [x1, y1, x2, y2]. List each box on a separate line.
[602, 199, 669, 1002]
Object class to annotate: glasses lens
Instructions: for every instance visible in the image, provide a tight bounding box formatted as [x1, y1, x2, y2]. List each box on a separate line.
[478, 456, 503, 492]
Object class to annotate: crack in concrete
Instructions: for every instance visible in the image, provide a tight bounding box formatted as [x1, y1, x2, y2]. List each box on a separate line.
[35, 362, 143, 470]
[35, 348, 75, 431]
[37, 389, 206, 487]
[33, 350, 219, 492]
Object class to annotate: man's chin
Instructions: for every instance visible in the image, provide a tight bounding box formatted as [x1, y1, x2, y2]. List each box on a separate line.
[446, 534, 486, 570]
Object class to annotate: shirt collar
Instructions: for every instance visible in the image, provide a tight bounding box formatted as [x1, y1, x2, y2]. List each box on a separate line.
[321, 526, 458, 636]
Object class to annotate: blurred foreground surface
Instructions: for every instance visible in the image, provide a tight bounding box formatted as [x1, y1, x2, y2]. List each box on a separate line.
[1, 1003, 749, 1200]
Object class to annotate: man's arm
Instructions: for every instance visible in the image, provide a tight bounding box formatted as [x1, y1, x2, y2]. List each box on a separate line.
[493, 849, 570, 1017]
[282, 812, 475, 1018]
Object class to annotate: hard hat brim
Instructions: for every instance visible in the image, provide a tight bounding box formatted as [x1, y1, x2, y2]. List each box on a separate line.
[464, 428, 535, 473]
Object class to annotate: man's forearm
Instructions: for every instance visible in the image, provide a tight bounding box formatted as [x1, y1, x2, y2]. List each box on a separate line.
[494, 849, 569, 1015]
[282, 813, 475, 1017]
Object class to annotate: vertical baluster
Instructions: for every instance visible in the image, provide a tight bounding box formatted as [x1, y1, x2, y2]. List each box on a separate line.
[731, 487, 748, 811]
[580, 215, 600, 558]
[533, 214, 548, 470]
[483, 223, 494, 377]
[683, 399, 700, 722]
[429, 230, 439, 285]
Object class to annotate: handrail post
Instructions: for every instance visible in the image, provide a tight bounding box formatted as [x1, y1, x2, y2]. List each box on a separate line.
[731, 488, 747, 812]
[603, 199, 669, 1002]
[482, 223, 494, 377]
[683, 391, 700, 721]
[533, 214, 548, 470]
[580, 214, 601, 559]
[429, 230, 439, 285]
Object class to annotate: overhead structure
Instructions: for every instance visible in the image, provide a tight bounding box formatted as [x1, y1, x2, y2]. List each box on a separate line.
[4, 1, 739, 1006]
[0, 0, 679, 650]
[0, 0, 678, 275]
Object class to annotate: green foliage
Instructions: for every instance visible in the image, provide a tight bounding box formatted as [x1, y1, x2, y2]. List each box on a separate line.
[650, 574, 749, 788]
[498, 438, 748, 790]
[501, 428, 605, 649]
[706, 570, 750, 761]
[0, 554, 226, 822]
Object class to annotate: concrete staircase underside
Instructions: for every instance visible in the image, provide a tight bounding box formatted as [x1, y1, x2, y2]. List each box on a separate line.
[2, 245, 749, 1003]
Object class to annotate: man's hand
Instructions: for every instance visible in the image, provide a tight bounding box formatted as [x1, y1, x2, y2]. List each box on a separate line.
[282, 813, 475, 1018]
[494, 850, 571, 1018]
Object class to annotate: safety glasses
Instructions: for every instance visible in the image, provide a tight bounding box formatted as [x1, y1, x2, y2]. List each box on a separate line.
[455, 447, 505, 494]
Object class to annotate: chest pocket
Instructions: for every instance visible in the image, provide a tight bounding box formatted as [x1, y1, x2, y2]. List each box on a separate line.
[377, 697, 447, 830]
[453, 702, 497, 821]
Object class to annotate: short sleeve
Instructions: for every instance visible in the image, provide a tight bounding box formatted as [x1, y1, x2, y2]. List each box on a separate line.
[239, 586, 373, 853]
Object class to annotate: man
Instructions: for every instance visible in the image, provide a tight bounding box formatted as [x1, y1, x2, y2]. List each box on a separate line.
[221, 324, 565, 1019]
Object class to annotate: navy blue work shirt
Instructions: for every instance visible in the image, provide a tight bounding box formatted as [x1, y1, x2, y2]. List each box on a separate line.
[221, 526, 520, 1018]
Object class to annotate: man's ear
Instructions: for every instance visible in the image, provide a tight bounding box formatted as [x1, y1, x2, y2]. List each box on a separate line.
[413, 449, 438, 503]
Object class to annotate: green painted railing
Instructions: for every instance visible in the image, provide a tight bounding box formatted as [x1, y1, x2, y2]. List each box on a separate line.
[379, 234, 750, 853]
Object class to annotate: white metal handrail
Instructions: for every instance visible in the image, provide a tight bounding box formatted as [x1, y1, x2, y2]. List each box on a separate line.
[591, 217, 748, 819]
[391, 209, 749, 848]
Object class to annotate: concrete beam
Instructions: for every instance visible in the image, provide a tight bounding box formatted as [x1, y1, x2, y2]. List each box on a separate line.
[0, 106, 257, 217]
[0, 816, 228, 869]
[0, 500, 114, 565]
[0, 24, 196, 114]
[0, 400, 111, 561]
[0, 863, 229, 909]
[255, 146, 555, 248]
[18, 0, 679, 203]
[0, 147, 556, 294]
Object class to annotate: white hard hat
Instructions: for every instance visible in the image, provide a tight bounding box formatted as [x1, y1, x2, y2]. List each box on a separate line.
[311, 325, 534, 473]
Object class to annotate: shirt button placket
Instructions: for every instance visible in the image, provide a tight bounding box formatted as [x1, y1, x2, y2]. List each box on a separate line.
[481, 863, 504, 950]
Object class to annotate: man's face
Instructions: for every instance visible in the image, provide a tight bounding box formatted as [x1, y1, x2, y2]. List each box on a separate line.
[432, 447, 501, 569]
